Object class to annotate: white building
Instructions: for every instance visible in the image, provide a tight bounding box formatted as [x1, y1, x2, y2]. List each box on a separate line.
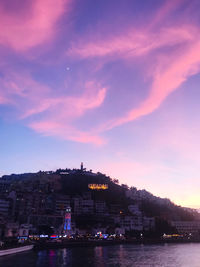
[18, 224, 33, 237]
[120, 216, 143, 231]
[171, 221, 200, 234]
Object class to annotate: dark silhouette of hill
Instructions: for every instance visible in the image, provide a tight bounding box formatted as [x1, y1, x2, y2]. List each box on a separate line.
[1, 168, 199, 222]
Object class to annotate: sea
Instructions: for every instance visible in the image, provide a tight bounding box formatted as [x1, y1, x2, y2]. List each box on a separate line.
[1, 243, 200, 267]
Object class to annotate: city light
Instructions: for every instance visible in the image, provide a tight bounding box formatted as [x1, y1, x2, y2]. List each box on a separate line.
[88, 184, 108, 190]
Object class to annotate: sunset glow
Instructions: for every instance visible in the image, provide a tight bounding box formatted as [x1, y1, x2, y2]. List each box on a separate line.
[1, 0, 200, 208]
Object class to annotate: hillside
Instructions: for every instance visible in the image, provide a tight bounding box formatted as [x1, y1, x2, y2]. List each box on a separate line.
[1, 167, 199, 223]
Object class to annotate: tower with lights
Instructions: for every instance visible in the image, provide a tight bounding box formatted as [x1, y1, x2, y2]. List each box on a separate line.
[63, 207, 71, 234]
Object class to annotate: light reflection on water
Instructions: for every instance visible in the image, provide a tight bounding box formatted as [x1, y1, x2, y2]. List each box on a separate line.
[1, 243, 200, 267]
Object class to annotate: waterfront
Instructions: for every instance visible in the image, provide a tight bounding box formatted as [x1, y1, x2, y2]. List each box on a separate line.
[1, 243, 200, 267]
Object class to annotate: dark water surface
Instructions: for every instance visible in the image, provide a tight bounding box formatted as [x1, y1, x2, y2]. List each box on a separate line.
[1, 243, 200, 267]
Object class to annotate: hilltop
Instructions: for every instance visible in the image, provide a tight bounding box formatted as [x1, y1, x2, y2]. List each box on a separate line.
[1, 166, 199, 224]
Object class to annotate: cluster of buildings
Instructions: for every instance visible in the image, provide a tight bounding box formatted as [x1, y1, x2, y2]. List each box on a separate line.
[0, 168, 156, 239]
[171, 221, 200, 235]
[0, 165, 199, 239]
[0, 188, 155, 239]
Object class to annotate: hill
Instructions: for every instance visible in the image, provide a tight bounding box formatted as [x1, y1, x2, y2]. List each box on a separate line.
[1, 167, 199, 224]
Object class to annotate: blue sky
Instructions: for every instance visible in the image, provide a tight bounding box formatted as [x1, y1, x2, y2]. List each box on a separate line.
[1, 0, 200, 208]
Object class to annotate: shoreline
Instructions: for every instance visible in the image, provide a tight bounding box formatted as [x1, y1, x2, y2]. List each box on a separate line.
[34, 238, 200, 250]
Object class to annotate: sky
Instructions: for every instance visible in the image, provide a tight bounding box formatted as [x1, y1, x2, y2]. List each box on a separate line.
[1, 0, 200, 208]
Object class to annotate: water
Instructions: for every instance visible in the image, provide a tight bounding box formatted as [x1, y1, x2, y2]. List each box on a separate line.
[1, 243, 200, 267]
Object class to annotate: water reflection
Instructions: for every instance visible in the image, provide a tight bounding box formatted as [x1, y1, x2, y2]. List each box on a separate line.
[1, 243, 200, 267]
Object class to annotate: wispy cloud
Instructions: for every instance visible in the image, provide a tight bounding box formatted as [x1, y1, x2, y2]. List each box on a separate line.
[1, 0, 200, 147]
[148, 0, 184, 29]
[30, 121, 105, 145]
[28, 81, 107, 145]
[100, 39, 200, 131]
[0, 71, 107, 145]
[68, 24, 200, 132]
[0, 0, 68, 51]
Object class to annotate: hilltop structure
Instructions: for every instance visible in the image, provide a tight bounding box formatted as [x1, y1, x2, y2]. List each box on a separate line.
[0, 165, 199, 239]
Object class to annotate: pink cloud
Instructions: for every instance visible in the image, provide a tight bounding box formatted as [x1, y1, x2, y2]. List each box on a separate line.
[67, 26, 194, 59]
[101, 39, 200, 130]
[4, 23, 197, 143]
[148, 0, 184, 29]
[67, 0, 185, 61]
[29, 121, 105, 145]
[0, 70, 107, 145]
[0, 0, 68, 51]
[21, 81, 107, 120]
[0, 71, 51, 111]
[27, 84, 107, 145]
[1, 0, 199, 147]
[0, 95, 6, 104]
[67, 24, 200, 132]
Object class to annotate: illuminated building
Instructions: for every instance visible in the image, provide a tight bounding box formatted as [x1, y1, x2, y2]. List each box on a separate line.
[88, 184, 108, 190]
[63, 207, 71, 234]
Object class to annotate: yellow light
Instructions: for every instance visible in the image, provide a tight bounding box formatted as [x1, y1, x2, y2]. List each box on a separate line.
[88, 184, 108, 190]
